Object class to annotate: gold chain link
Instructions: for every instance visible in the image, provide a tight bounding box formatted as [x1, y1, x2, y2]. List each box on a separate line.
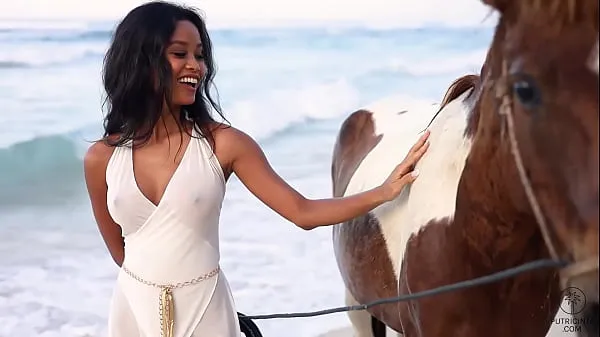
[121, 265, 220, 337]
[122, 265, 220, 289]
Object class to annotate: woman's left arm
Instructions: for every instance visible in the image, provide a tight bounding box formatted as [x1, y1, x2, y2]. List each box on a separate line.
[224, 127, 429, 230]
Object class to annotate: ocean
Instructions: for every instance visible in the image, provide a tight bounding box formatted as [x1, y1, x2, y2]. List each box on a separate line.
[0, 20, 494, 337]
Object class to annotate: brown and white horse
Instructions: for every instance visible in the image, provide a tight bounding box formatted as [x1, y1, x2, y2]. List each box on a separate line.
[330, 0, 599, 336]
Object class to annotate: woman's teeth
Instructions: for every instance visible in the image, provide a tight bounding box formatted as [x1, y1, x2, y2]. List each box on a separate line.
[178, 77, 198, 87]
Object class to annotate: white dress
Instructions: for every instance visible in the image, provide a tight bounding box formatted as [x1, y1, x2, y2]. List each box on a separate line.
[104, 127, 241, 337]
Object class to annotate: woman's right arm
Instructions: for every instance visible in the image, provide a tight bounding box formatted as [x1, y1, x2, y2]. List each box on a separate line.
[83, 141, 125, 267]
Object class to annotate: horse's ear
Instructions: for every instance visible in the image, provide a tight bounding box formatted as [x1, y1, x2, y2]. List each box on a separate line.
[481, 0, 510, 13]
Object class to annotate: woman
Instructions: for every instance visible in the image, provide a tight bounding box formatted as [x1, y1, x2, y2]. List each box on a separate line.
[83, 1, 430, 337]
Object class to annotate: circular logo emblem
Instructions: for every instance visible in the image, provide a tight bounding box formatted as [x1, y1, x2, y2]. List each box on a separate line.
[560, 287, 586, 315]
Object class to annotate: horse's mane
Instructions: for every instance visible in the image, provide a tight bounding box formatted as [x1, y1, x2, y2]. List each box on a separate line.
[421, 74, 480, 134]
[439, 75, 479, 111]
[516, 0, 598, 27]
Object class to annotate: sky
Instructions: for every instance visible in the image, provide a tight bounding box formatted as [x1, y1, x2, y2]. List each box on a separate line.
[0, 0, 497, 28]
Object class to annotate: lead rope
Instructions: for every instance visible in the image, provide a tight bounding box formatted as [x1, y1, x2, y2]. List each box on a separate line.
[238, 312, 264, 337]
[495, 60, 561, 262]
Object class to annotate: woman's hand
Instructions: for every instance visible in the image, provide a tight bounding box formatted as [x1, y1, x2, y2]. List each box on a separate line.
[380, 130, 431, 202]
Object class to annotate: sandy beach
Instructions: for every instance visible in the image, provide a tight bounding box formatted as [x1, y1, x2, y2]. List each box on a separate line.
[317, 298, 583, 337]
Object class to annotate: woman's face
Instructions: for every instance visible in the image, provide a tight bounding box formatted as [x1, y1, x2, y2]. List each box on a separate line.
[165, 20, 207, 106]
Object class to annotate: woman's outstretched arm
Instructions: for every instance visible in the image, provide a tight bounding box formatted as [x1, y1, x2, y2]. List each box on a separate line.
[221, 126, 430, 230]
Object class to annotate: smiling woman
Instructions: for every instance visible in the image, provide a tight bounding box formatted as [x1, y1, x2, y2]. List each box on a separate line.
[82, 1, 432, 337]
[86, 4, 241, 336]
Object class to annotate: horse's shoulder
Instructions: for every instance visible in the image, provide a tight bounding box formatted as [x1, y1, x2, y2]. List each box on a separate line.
[331, 109, 383, 197]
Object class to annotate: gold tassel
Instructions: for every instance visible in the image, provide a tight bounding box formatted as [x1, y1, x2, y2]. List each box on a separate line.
[160, 287, 175, 337]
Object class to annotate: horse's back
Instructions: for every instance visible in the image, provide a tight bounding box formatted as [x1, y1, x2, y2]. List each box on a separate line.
[330, 76, 479, 332]
[340, 76, 479, 199]
[331, 96, 438, 198]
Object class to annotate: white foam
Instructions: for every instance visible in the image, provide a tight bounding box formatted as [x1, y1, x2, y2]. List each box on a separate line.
[388, 49, 488, 77]
[0, 43, 107, 68]
[226, 79, 360, 141]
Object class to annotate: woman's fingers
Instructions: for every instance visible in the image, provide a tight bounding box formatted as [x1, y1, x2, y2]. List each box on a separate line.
[408, 130, 430, 154]
[412, 140, 430, 161]
[399, 169, 420, 185]
[402, 138, 430, 170]
[393, 130, 431, 178]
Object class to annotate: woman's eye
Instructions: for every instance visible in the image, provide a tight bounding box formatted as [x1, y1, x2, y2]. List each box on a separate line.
[173, 52, 186, 58]
[195, 54, 204, 60]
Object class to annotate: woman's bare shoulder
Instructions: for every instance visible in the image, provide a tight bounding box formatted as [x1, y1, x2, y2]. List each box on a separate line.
[205, 122, 255, 170]
[83, 134, 121, 172]
[209, 122, 258, 150]
[207, 121, 232, 133]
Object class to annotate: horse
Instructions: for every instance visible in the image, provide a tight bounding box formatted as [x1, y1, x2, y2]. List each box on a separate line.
[330, 0, 599, 336]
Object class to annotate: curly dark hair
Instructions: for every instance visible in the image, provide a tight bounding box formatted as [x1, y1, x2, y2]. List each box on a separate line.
[101, 0, 227, 150]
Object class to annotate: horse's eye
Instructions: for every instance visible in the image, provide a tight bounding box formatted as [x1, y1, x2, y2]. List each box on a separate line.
[512, 77, 541, 109]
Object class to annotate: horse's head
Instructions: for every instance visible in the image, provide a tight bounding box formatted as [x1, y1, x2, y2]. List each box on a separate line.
[477, 0, 598, 301]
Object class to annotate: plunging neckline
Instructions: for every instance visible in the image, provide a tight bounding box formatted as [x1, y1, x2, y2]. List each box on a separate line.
[130, 129, 195, 208]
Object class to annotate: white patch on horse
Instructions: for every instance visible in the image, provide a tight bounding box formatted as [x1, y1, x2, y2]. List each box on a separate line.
[587, 36, 599, 75]
[343, 89, 474, 280]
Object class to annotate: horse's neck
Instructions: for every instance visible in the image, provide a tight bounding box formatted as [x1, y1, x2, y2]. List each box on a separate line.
[453, 124, 551, 271]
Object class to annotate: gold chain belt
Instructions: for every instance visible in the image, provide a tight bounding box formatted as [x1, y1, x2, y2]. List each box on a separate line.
[121, 265, 220, 337]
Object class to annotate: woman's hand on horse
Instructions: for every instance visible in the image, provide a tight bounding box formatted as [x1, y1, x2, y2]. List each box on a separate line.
[380, 130, 430, 202]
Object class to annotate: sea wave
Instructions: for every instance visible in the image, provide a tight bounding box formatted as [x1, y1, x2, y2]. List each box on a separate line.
[0, 43, 106, 68]
[0, 52, 482, 173]
[0, 24, 493, 69]
[0, 25, 488, 190]
[0, 134, 84, 186]
[0, 77, 361, 193]
[0, 61, 29, 69]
